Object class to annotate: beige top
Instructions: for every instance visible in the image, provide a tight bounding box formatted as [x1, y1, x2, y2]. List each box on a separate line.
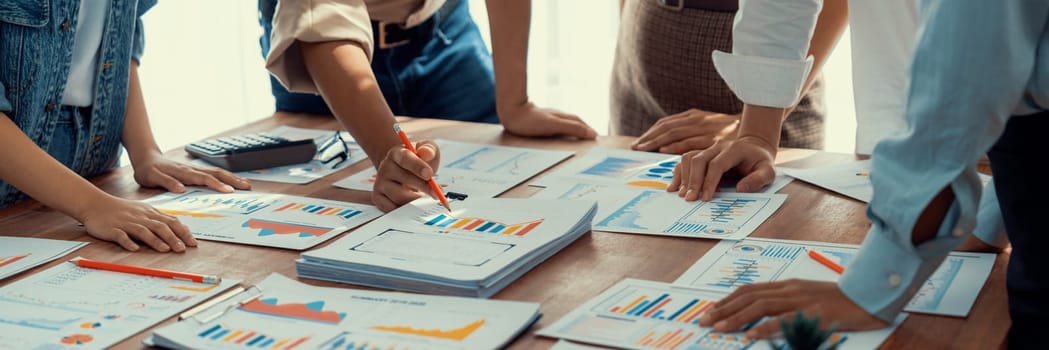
[266, 0, 445, 94]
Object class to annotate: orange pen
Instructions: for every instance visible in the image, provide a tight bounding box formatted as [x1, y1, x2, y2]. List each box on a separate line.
[74, 258, 221, 284]
[806, 249, 845, 274]
[394, 123, 451, 211]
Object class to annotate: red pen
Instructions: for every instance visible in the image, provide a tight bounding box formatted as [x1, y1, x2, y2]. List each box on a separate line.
[806, 249, 845, 274]
[74, 258, 221, 284]
[394, 123, 451, 211]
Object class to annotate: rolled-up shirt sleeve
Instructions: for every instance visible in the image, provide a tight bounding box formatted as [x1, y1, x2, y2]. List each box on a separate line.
[266, 0, 373, 94]
[838, 0, 1048, 322]
[712, 0, 821, 108]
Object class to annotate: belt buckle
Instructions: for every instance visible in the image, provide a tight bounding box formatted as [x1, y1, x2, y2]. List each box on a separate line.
[658, 0, 685, 11]
[377, 21, 410, 49]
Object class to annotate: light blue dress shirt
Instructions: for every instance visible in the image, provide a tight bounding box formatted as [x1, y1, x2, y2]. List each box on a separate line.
[716, 0, 1047, 322]
[839, 0, 1049, 322]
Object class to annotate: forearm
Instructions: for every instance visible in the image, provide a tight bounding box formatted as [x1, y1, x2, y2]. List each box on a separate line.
[485, 0, 531, 117]
[121, 61, 163, 165]
[301, 40, 400, 167]
[0, 112, 109, 219]
[737, 105, 785, 152]
[789, 0, 847, 115]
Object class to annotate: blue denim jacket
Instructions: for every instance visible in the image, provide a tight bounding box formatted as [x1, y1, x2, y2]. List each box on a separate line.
[0, 0, 155, 206]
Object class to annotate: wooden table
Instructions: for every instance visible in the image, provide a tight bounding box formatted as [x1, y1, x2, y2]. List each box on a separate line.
[0, 113, 1010, 349]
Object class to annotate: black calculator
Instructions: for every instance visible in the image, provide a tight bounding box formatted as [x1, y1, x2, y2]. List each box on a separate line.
[185, 133, 317, 172]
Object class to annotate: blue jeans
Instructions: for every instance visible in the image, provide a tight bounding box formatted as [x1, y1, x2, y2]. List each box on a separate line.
[257, 0, 499, 123]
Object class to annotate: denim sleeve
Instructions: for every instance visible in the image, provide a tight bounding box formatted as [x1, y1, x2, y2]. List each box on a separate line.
[711, 0, 820, 108]
[0, 82, 11, 112]
[838, 0, 1048, 322]
[131, 0, 157, 64]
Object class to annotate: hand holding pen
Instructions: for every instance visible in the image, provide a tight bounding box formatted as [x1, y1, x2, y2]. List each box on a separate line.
[369, 123, 448, 212]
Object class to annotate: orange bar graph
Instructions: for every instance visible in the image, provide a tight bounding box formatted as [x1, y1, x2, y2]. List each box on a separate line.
[654, 329, 683, 348]
[674, 301, 707, 322]
[223, 330, 244, 342]
[271, 339, 289, 348]
[516, 221, 542, 236]
[619, 295, 647, 314]
[283, 336, 310, 350]
[316, 208, 335, 215]
[504, 225, 522, 235]
[292, 203, 306, 210]
[0, 253, 30, 268]
[451, 219, 472, 229]
[668, 332, 696, 349]
[463, 220, 484, 230]
[685, 302, 715, 324]
[275, 203, 296, 211]
[235, 332, 257, 344]
[643, 298, 673, 317]
[638, 331, 656, 345]
[651, 332, 673, 347]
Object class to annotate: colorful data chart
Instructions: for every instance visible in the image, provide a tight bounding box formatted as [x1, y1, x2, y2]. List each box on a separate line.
[597, 191, 659, 230]
[370, 319, 485, 341]
[604, 291, 716, 325]
[243, 219, 333, 238]
[688, 252, 791, 291]
[322, 332, 412, 350]
[581, 157, 649, 178]
[274, 203, 363, 220]
[79, 322, 101, 329]
[908, 257, 964, 311]
[705, 259, 765, 289]
[626, 160, 679, 189]
[0, 253, 30, 268]
[60, 334, 94, 345]
[196, 324, 311, 349]
[170, 194, 272, 215]
[675, 198, 769, 232]
[759, 244, 804, 260]
[690, 331, 755, 350]
[422, 213, 543, 236]
[239, 298, 346, 324]
[634, 326, 697, 350]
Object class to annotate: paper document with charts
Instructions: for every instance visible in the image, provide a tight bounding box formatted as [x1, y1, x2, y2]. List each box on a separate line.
[298, 197, 597, 297]
[781, 159, 992, 203]
[538, 278, 905, 350]
[0, 237, 87, 281]
[150, 273, 539, 350]
[144, 189, 382, 250]
[0, 258, 239, 350]
[535, 182, 785, 240]
[674, 238, 996, 317]
[334, 139, 574, 199]
[532, 148, 793, 194]
[192, 126, 368, 184]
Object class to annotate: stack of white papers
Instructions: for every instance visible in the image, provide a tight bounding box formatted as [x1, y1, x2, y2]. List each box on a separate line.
[0, 258, 239, 349]
[144, 190, 382, 250]
[151, 273, 540, 350]
[297, 198, 597, 297]
[0, 237, 87, 281]
[538, 278, 906, 350]
[334, 139, 574, 199]
[675, 238, 996, 317]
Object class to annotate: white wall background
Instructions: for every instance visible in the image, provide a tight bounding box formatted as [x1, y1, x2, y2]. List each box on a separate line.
[139, 0, 857, 154]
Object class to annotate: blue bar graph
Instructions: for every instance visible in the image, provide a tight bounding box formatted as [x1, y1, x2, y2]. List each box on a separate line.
[760, 245, 804, 259]
[597, 191, 658, 230]
[581, 157, 648, 177]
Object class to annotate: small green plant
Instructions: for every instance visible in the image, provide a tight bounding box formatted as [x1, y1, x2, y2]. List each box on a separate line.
[772, 311, 841, 350]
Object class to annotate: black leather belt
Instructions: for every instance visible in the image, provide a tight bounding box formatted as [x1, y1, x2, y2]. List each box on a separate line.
[373, 0, 462, 49]
[657, 0, 738, 12]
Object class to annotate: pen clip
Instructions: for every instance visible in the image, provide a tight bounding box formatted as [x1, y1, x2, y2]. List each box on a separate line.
[184, 285, 264, 324]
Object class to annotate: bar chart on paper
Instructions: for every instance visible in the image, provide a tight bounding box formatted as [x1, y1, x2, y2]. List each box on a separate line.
[421, 213, 544, 237]
[145, 190, 381, 250]
[593, 190, 784, 240]
[597, 286, 719, 325]
[195, 323, 312, 349]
